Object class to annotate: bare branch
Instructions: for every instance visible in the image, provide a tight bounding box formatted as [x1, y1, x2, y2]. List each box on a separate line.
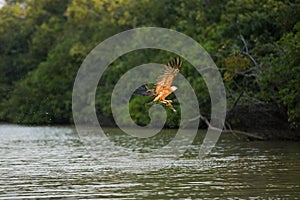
[188, 113, 211, 127]
[187, 113, 266, 140]
[222, 130, 266, 140]
[240, 34, 262, 72]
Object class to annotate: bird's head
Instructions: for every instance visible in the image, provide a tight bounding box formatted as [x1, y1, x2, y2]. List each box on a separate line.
[171, 86, 178, 92]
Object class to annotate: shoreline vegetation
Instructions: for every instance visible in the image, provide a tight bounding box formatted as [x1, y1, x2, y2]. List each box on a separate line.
[0, 0, 299, 140]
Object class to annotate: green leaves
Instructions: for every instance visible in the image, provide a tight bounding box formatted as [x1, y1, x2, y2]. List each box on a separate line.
[0, 0, 299, 128]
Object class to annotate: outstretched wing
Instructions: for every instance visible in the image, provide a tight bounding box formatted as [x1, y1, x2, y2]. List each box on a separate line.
[155, 57, 182, 93]
[134, 85, 155, 96]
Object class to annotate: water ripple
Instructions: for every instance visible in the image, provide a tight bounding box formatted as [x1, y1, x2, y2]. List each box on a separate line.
[0, 125, 299, 199]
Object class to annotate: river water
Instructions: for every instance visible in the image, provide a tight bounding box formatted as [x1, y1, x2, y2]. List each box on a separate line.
[0, 124, 299, 199]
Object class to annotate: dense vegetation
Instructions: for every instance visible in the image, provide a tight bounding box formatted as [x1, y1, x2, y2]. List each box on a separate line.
[0, 0, 299, 130]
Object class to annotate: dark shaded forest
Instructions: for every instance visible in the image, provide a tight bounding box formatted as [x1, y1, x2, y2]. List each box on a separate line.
[0, 0, 299, 133]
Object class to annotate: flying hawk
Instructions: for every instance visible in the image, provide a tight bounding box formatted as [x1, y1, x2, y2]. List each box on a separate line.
[135, 57, 182, 112]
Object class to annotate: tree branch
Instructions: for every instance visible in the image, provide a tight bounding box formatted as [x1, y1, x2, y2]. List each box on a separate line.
[240, 34, 262, 72]
[187, 113, 266, 140]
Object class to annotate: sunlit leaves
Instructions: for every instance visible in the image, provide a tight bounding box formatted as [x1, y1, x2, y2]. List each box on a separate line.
[0, 0, 299, 128]
[223, 56, 250, 81]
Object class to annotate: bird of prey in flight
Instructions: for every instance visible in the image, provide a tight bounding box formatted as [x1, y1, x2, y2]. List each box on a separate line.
[135, 57, 182, 112]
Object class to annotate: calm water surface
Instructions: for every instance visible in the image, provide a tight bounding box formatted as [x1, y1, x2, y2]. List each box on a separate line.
[0, 124, 299, 199]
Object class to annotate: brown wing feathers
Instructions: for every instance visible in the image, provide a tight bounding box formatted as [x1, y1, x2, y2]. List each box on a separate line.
[156, 57, 182, 89]
[134, 57, 182, 98]
[167, 57, 182, 70]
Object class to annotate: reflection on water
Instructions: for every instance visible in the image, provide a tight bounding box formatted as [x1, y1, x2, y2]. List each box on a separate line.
[0, 124, 299, 199]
